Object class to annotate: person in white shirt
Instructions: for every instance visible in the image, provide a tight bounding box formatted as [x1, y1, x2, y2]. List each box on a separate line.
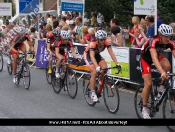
[0, 16, 3, 27]
[97, 12, 104, 27]
[46, 13, 53, 28]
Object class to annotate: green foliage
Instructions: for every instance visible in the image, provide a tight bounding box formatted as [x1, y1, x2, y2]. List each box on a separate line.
[85, 0, 175, 27]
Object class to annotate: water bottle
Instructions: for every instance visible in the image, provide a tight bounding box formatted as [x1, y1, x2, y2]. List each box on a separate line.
[157, 85, 165, 100]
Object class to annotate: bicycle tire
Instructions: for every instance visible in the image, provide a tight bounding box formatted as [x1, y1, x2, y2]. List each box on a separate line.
[0, 53, 3, 72]
[22, 64, 30, 90]
[7, 55, 12, 75]
[103, 77, 120, 114]
[66, 67, 78, 99]
[46, 61, 52, 84]
[162, 92, 175, 132]
[134, 84, 144, 119]
[51, 66, 61, 94]
[15, 71, 21, 86]
[83, 75, 96, 107]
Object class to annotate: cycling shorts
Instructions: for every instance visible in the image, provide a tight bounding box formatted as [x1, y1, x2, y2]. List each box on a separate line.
[11, 43, 25, 55]
[83, 52, 105, 68]
[140, 55, 165, 75]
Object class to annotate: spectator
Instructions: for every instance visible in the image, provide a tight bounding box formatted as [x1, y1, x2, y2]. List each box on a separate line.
[157, 10, 164, 30]
[59, 21, 65, 29]
[76, 26, 91, 44]
[39, 17, 45, 29]
[30, 27, 39, 45]
[29, 19, 36, 29]
[169, 22, 175, 40]
[46, 13, 53, 28]
[123, 16, 140, 44]
[140, 15, 155, 41]
[74, 17, 83, 43]
[40, 23, 47, 40]
[97, 12, 104, 27]
[84, 14, 89, 26]
[132, 24, 146, 48]
[88, 28, 96, 42]
[110, 18, 126, 47]
[90, 12, 97, 27]
[62, 25, 69, 31]
[111, 25, 124, 47]
[61, 16, 68, 26]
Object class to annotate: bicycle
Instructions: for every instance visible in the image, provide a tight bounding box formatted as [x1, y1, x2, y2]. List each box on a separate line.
[83, 66, 121, 114]
[134, 69, 175, 132]
[51, 57, 79, 99]
[15, 52, 33, 90]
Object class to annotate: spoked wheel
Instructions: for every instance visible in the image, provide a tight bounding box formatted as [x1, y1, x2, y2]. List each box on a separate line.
[51, 66, 61, 94]
[15, 71, 21, 86]
[103, 77, 120, 114]
[46, 61, 52, 84]
[7, 55, 12, 75]
[163, 92, 175, 132]
[134, 84, 144, 119]
[66, 67, 78, 99]
[0, 53, 3, 72]
[83, 75, 96, 107]
[22, 64, 30, 90]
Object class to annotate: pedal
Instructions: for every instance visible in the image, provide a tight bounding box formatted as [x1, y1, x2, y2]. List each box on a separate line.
[97, 93, 101, 98]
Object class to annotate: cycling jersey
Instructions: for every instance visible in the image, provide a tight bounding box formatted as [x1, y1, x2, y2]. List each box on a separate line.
[85, 40, 111, 54]
[84, 40, 111, 67]
[140, 36, 175, 75]
[55, 40, 73, 55]
[141, 36, 175, 65]
[46, 33, 55, 44]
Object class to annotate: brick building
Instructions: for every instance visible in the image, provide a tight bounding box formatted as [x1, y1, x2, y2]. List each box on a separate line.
[42, 0, 57, 11]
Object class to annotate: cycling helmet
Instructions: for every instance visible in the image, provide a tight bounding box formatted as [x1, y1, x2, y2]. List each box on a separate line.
[60, 30, 70, 39]
[52, 28, 60, 37]
[95, 30, 107, 39]
[158, 24, 173, 36]
[19, 26, 27, 34]
[13, 26, 21, 33]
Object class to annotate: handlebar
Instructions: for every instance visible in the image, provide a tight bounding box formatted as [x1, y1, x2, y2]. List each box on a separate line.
[100, 66, 122, 74]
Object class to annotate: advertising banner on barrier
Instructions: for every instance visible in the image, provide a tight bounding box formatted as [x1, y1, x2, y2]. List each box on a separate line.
[35, 40, 49, 68]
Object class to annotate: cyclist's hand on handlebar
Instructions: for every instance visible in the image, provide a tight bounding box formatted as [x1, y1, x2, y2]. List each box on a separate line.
[76, 58, 81, 62]
[161, 71, 169, 81]
[96, 66, 100, 73]
[116, 64, 122, 71]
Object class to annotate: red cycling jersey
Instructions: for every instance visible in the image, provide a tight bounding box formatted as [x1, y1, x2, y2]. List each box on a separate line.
[140, 36, 175, 75]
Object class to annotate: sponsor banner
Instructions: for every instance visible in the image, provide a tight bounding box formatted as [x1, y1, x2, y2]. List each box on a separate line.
[0, 3, 12, 16]
[61, 0, 84, 12]
[134, 0, 156, 15]
[19, 0, 39, 14]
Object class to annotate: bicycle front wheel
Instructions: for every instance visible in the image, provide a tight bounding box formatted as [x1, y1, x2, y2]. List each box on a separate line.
[7, 55, 12, 75]
[66, 67, 78, 99]
[103, 77, 120, 114]
[46, 61, 52, 84]
[0, 53, 3, 72]
[51, 66, 61, 94]
[22, 64, 31, 90]
[163, 92, 175, 132]
[83, 75, 96, 107]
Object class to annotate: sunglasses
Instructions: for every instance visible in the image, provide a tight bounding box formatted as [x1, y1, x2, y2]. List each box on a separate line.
[98, 38, 106, 41]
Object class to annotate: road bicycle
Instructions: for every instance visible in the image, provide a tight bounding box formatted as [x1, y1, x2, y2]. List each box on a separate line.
[134, 69, 175, 132]
[15, 52, 33, 90]
[83, 66, 121, 114]
[51, 57, 79, 99]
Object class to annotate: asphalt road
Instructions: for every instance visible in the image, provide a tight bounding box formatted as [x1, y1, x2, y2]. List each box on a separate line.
[0, 62, 170, 132]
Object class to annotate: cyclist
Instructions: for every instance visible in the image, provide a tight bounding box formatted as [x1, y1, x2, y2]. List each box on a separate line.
[10, 26, 34, 84]
[83, 30, 121, 102]
[140, 24, 175, 119]
[46, 24, 55, 74]
[54, 30, 80, 78]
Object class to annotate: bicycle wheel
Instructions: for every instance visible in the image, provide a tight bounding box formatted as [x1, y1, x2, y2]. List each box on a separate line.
[22, 64, 30, 90]
[103, 77, 120, 114]
[7, 55, 12, 75]
[83, 75, 96, 107]
[51, 66, 61, 94]
[15, 71, 21, 86]
[66, 67, 78, 99]
[0, 53, 3, 72]
[46, 61, 52, 84]
[163, 92, 175, 132]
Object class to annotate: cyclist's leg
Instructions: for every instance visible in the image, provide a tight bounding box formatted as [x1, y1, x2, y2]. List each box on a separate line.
[11, 49, 18, 83]
[19, 43, 26, 53]
[47, 44, 52, 74]
[84, 52, 98, 102]
[140, 58, 152, 119]
[159, 56, 171, 72]
[55, 52, 64, 78]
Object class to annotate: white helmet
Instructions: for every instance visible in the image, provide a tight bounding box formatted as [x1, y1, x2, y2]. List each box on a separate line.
[19, 26, 27, 34]
[158, 24, 173, 36]
[52, 28, 60, 37]
[95, 30, 107, 39]
[13, 26, 21, 33]
[60, 30, 70, 39]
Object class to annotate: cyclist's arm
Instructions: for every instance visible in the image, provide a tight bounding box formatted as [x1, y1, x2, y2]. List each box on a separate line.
[172, 50, 175, 58]
[150, 48, 164, 74]
[107, 47, 118, 65]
